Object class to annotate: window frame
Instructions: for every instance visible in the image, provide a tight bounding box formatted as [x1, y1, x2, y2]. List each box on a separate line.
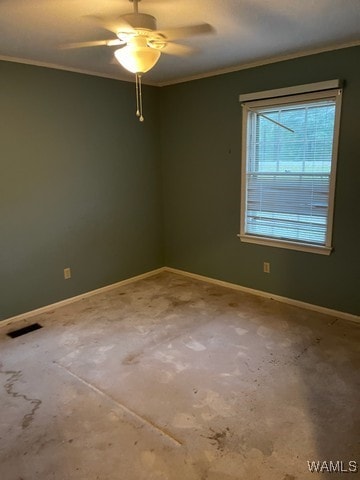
[239, 84, 343, 255]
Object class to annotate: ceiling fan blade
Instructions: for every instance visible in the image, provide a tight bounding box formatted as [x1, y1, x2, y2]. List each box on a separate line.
[84, 14, 134, 35]
[156, 23, 214, 41]
[161, 42, 195, 57]
[59, 39, 123, 50]
[110, 56, 119, 65]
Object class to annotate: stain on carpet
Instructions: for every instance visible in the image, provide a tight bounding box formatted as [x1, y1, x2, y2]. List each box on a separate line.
[0, 365, 42, 429]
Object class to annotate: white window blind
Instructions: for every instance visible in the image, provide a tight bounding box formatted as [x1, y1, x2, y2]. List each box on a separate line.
[240, 86, 342, 254]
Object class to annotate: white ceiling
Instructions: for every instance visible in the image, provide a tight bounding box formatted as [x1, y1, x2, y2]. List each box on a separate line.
[0, 0, 359, 86]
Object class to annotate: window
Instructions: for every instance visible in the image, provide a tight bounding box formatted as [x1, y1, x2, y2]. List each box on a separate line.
[239, 81, 342, 255]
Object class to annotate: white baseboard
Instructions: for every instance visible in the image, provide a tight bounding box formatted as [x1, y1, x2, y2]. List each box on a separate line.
[164, 267, 360, 324]
[0, 267, 166, 330]
[2, 265, 358, 329]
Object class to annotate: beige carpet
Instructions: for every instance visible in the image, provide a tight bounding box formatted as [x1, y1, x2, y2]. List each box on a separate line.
[1, 271, 359, 479]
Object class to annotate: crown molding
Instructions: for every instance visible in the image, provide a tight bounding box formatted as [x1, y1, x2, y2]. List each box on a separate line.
[157, 40, 360, 87]
[0, 54, 157, 86]
[1, 40, 359, 88]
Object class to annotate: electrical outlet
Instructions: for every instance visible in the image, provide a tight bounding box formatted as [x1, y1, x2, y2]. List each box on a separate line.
[64, 267, 71, 280]
[263, 262, 270, 274]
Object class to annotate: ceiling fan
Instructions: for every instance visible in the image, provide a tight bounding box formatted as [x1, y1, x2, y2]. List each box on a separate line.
[61, 0, 214, 121]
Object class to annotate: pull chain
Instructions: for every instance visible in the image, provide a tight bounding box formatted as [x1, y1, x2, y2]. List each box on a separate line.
[135, 73, 140, 118]
[138, 74, 144, 122]
[135, 73, 144, 122]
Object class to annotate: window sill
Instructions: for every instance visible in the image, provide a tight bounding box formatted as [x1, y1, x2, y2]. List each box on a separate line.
[237, 234, 332, 255]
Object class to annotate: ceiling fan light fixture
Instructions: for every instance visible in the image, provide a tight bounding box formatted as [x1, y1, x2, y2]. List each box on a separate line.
[61, 0, 214, 123]
[114, 36, 161, 122]
[114, 36, 161, 74]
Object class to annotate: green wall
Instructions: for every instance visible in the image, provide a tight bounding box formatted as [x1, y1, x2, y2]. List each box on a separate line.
[0, 61, 163, 320]
[1, 47, 359, 321]
[160, 46, 360, 316]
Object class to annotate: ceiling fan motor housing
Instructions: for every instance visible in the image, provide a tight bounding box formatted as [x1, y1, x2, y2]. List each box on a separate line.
[121, 13, 157, 31]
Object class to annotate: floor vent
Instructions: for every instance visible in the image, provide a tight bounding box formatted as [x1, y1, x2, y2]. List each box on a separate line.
[7, 323, 43, 338]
